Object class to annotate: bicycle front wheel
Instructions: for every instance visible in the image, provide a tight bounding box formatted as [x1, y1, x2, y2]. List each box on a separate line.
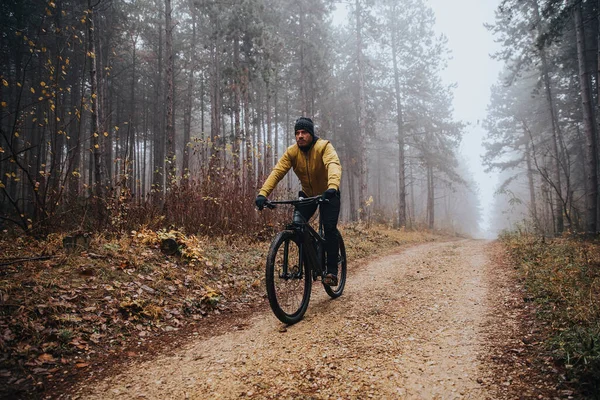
[265, 231, 312, 324]
[324, 233, 347, 298]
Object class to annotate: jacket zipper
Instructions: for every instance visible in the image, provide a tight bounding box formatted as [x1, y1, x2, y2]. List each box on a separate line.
[304, 151, 313, 194]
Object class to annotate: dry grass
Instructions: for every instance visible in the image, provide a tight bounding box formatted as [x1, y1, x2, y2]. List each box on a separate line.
[500, 231, 600, 396]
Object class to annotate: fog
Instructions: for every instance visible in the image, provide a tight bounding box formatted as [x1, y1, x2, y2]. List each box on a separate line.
[427, 0, 502, 238]
[1, 0, 596, 236]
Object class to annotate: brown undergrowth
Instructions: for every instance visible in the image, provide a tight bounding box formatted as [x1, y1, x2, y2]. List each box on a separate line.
[500, 232, 600, 398]
[0, 223, 436, 399]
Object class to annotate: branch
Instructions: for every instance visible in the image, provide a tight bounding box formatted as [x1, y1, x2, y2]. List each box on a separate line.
[0, 188, 28, 232]
[0, 255, 56, 267]
[0, 144, 39, 163]
[523, 120, 571, 224]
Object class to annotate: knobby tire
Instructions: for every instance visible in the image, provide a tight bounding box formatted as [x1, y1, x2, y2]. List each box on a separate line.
[323, 233, 347, 298]
[265, 231, 312, 324]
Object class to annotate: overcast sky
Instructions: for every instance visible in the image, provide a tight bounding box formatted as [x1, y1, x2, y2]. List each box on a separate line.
[427, 0, 503, 237]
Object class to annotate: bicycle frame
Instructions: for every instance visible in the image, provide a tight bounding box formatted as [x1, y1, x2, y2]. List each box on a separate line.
[294, 210, 326, 280]
[268, 196, 327, 280]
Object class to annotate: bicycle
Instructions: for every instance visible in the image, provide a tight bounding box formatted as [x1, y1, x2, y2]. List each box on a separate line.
[262, 195, 347, 324]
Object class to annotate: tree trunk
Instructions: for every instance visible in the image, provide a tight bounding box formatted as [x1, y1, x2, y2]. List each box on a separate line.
[98, 35, 112, 188]
[525, 141, 538, 227]
[127, 33, 137, 195]
[152, 16, 164, 203]
[182, 7, 197, 186]
[165, 0, 176, 190]
[391, 15, 406, 227]
[409, 162, 415, 228]
[299, 4, 306, 115]
[348, 168, 357, 221]
[68, 72, 84, 202]
[274, 78, 279, 163]
[257, 95, 264, 177]
[356, 0, 368, 222]
[233, 37, 241, 177]
[597, 0, 600, 226]
[265, 80, 272, 172]
[243, 69, 253, 194]
[210, 25, 222, 172]
[427, 163, 434, 230]
[47, 7, 64, 217]
[142, 91, 148, 200]
[533, 0, 564, 233]
[200, 75, 206, 170]
[88, 0, 106, 223]
[572, 0, 598, 233]
[285, 82, 292, 192]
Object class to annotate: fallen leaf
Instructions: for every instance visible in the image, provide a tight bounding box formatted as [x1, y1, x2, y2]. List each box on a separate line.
[37, 353, 55, 364]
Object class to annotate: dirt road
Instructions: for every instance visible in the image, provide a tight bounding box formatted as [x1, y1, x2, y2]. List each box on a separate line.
[70, 239, 537, 399]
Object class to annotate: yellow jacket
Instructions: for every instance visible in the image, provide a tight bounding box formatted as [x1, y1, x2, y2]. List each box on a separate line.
[259, 138, 342, 197]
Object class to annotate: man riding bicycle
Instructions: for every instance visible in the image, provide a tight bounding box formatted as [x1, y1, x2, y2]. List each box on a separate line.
[255, 117, 342, 286]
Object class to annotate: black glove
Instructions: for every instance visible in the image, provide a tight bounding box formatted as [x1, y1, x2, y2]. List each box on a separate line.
[322, 188, 337, 200]
[255, 195, 267, 210]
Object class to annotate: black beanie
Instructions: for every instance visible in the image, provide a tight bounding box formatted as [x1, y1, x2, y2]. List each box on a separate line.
[294, 117, 315, 136]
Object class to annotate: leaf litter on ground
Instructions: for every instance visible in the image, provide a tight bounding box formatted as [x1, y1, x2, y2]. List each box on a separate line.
[0, 224, 436, 398]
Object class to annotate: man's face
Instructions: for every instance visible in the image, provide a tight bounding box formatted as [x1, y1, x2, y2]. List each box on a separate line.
[295, 129, 313, 147]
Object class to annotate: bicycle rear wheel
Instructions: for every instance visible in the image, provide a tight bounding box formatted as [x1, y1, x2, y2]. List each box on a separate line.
[324, 233, 347, 298]
[265, 231, 312, 324]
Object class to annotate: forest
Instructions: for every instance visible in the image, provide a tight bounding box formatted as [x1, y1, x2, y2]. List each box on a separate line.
[485, 0, 599, 236]
[0, 0, 482, 238]
[2, 0, 600, 398]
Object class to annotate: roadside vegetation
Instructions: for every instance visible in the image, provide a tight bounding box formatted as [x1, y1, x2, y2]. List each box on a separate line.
[500, 231, 600, 397]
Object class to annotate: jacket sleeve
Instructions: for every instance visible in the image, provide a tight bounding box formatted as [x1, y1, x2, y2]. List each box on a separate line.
[258, 150, 292, 197]
[323, 142, 342, 191]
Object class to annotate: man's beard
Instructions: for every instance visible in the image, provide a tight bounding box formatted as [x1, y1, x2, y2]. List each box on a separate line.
[298, 137, 315, 152]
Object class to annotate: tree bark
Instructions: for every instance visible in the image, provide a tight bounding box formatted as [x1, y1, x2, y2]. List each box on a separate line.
[182, 7, 197, 186]
[243, 68, 253, 194]
[348, 167, 357, 221]
[532, 0, 565, 233]
[356, 0, 368, 222]
[127, 33, 137, 195]
[210, 21, 222, 172]
[299, 4, 307, 115]
[274, 78, 279, 164]
[165, 0, 176, 190]
[200, 74, 206, 169]
[427, 163, 434, 230]
[409, 162, 415, 227]
[597, 0, 600, 226]
[88, 0, 107, 222]
[572, 0, 598, 233]
[233, 37, 241, 177]
[68, 68, 84, 202]
[390, 13, 406, 227]
[152, 13, 164, 203]
[265, 80, 272, 172]
[525, 141, 538, 227]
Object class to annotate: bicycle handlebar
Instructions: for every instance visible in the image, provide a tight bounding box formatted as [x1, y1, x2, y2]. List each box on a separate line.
[263, 195, 327, 210]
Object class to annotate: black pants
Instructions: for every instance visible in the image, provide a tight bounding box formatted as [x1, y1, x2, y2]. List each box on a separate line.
[296, 191, 341, 275]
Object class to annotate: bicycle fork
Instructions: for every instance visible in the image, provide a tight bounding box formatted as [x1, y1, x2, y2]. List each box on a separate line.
[279, 238, 300, 280]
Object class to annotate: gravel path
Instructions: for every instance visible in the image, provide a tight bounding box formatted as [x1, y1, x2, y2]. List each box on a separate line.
[75, 239, 494, 399]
